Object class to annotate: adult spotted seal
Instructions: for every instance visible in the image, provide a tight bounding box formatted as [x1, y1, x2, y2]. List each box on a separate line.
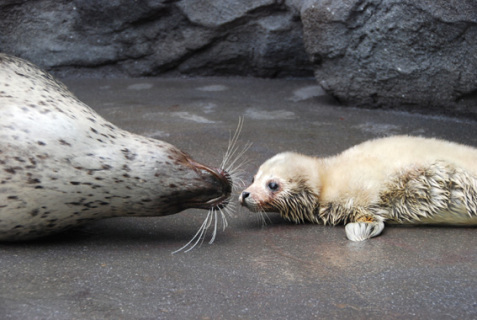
[0, 53, 237, 242]
[240, 136, 477, 241]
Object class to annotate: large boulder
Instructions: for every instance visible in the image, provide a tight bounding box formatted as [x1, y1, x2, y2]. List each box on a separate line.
[301, 0, 477, 112]
[0, 0, 312, 77]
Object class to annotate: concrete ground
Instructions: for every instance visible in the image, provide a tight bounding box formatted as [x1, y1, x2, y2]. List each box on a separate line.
[1, 77, 476, 319]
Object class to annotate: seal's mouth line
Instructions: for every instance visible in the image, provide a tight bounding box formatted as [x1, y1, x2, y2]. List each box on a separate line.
[205, 194, 230, 207]
[188, 194, 230, 210]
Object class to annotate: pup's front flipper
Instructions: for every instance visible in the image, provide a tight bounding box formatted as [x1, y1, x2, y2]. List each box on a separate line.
[345, 221, 385, 241]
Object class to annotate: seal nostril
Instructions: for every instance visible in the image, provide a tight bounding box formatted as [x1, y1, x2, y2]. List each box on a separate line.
[242, 191, 250, 199]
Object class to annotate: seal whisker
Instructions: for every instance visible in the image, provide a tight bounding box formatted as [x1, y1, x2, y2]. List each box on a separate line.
[224, 142, 253, 174]
[219, 208, 229, 230]
[221, 118, 252, 176]
[220, 117, 245, 170]
[256, 203, 272, 227]
[174, 118, 250, 253]
[259, 210, 272, 227]
[172, 209, 213, 254]
[208, 209, 219, 244]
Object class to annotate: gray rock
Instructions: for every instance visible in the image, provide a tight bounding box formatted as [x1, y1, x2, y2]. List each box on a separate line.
[301, 0, 477, 112]
[0, 0, 313, 78]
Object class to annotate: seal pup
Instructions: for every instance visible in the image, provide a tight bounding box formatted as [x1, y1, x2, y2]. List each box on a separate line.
[0, 53, 237, 242]
[239, 136, 477, 241]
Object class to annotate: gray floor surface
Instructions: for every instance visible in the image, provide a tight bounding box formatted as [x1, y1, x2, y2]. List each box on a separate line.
[1, 77, 476, 319]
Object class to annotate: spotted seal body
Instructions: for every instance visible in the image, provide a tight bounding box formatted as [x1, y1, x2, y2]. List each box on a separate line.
[240, 136, 477, 241]
[0, 54, 231, 240]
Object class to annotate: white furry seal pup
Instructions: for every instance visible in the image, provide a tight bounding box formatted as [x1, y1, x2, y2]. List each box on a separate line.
[0, 53, 235, 241]
[240, 136, 477, 241]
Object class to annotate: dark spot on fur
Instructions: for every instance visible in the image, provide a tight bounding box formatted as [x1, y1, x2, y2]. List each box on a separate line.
[66, 201, 83, 206]
[4, 167, 20, 174]
[91, 127, 98, 134]
[122, 165, 131, 172]
[70, 181, 81, 185]
[102, 164, 112, 170]
[95, 177, 104, 181]
[123, 173, 130, 178]
[30, 209, 39, 217]
[7, 196, 18, 200]
[59, 139, 72, 146]
[141, 198, 152, 203]
[27, 177, 41, 184]
[121, 148, 137, 161]
[102, 123, 115, 130]
[34, 186, 44, 189]
[14, 157, 25, 163]
[169, 183, 177, 188]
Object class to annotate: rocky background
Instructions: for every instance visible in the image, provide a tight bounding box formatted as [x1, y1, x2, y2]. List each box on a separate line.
[1, 0, 476, 115]
[0, 0, 312, 78]
[301, 0, 477, 114]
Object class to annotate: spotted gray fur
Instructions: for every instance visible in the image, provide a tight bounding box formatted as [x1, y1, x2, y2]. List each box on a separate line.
[0, 54, 231, 240]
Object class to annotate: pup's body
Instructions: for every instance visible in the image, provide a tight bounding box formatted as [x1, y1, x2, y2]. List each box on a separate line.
[240, 136, 477, 241]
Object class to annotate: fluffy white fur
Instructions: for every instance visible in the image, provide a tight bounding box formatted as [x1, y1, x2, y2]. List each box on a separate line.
[240, 136, 477, 241]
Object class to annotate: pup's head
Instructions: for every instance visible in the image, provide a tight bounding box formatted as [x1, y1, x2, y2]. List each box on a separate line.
[239, 152, 321, 223]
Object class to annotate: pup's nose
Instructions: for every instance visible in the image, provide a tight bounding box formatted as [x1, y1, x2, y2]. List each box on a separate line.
[239, 191, 250, 204]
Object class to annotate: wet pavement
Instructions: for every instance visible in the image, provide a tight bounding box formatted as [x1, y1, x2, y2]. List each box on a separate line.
[1, 77, 476, 319]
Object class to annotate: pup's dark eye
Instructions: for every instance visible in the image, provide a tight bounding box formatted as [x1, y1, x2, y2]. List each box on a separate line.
[251, 177, 255, 184]
[268, 181, 279, 191]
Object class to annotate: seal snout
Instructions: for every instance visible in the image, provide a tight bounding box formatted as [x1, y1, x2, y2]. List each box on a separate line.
[239, 188, 261, 212]
[239, 191, 250, 205]
[187, 159, 233, 210]
[203, 167, 233, 209]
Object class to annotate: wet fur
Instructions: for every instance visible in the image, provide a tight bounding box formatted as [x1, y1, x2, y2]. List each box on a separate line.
[240, 136, 477, 241]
